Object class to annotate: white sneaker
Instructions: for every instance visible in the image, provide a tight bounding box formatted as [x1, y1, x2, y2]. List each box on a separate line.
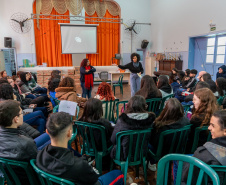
[148, 162, 156, 171]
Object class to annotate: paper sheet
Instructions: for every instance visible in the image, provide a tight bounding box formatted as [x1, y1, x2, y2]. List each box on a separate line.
[58, 100, 78, 116]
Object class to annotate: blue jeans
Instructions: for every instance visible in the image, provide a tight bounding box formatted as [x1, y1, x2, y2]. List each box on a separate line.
[98, 170, 124, 185]
[32, 87, 47, 94]
[34, 133, 51, 150]
[23, 111, 46, 133]
[81, 82, 92, 99]
[175, 88, 186, 102]
[34, 107, 48, 118]
[130, 73, 141, 97]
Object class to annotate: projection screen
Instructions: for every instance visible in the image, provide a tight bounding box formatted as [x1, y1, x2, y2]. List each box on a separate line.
[60, 24, 98, 54]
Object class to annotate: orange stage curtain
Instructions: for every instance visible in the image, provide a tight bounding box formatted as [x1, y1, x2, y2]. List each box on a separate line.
[33, 1, 72, 67]
[85, 11, 120, 66]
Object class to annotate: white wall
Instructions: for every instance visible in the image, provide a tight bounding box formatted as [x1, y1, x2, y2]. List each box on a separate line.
[150, 0, 226, 69]
[0, 0, 36, 66]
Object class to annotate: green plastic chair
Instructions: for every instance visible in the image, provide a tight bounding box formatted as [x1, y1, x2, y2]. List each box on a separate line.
[49, 94, 60, 107]
[75, 121, 113, 175]
[217, 95, 225, 106]
[211, 165, 226, 185]
[30, 159, 74, 185]
[115, 100, 129, 123]
[101, 99, 119, 122]
[190, 126, 212, 153]
[146, 98, 162, 114]
[113, 75, 124, 95]
[111, 128, 152, 185]
[149, 125, 191, 162]
[0, 157, 39, 185]
[183, 105, 191, 117]
[159, 94, 174, 113]
[157, 154, 220, 185]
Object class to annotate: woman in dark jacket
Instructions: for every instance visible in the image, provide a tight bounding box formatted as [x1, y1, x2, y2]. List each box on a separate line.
[148, 98, 190, 171]
[182, 110, 226, 184]
[80, 58, 96, 99]
[186, 88, 218, 153]
[78, 98, 113, 170]
[157, 75, 173, 99]
[216, 65, 226, 79]
[135, 75, 162, 99]
[111, 95, 155, 160]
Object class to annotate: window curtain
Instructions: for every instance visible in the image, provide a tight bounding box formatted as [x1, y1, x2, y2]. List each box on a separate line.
[33, 1, 72, 67]
[85, 10, 120, 66]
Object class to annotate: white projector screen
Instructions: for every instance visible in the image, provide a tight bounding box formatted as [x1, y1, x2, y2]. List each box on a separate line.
[60, 24, 97, 54]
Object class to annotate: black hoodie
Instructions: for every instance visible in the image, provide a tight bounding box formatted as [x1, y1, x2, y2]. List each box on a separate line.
[111, 112, 155, 160]
[36, 145, 100, 185]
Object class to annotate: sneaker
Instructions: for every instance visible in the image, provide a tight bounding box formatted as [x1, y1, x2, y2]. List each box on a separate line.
[148, 162, 156, 171]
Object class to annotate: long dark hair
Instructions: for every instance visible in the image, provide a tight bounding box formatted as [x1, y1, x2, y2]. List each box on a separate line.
[135, 75, 161, 99]
[0, 83, 14, 100]
[155, 98, 184, 128]
[124, 95, 147, 114]
[80, 58, 89, 68]
[48, 78, 60, 92]
[19, 72, 28, 84]
[185, 69, 190, 77]
[216, 77, 226, 96]
[157, 75, 170, 89]
[79, 98, 103, 122]
[58, 77, 75, 88]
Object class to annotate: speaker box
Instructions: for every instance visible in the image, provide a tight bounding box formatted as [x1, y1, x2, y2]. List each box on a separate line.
[141, 40, 149, 49]
[115, 54, 121, 59]
[4, 37, 12, 48]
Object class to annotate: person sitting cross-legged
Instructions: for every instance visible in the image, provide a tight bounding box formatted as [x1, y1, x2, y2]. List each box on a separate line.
[36, 112, 124, 185]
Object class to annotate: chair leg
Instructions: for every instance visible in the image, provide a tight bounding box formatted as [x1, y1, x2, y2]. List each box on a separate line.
[135, 165, 139, 178]
[121, 85, 123, 94]
[143, 158, 148, 185]
[121, 163, 128, 184]
[96, 153, 103, 175]
[113, 86, 115, 96]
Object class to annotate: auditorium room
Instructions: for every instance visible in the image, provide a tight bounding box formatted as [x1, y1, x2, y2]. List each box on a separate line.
[0, 0, 226, 184]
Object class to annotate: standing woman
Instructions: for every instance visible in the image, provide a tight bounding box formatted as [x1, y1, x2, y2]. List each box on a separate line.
[80, 58, 96, 99]
[116, 53, 143, 96]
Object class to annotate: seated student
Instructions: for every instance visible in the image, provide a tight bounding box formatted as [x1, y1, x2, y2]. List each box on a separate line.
[157, 75, 173, 99]
[177, 70, 185, 84]
[169, 72, 181, 93]
[216, 77, 226, 97]
[0, 70, 7, 78]
[111, 95, 155, 160]
[27, 72, 47, 94]
[171, 68, 179, 81]
[182, 110, 226, 184]
[0, 100, 38, 184]
[48, 78, 60, 107]
[148, 98, 190, 171]
[216, 65, 226, 79]
[36, 112, 124, 185]
[186, 88, 218, 153]
[202, 73, 218, 96]
[135, 75, 162, 99]
[0, 83, 47, 133]
[197, 71, 207, 82]
[78, 98, 114, 170]
[184, 69, 190, 78]
[94, 82, 115, 101]
[183, 81, 210, 105]
[55, 77, 87, 118]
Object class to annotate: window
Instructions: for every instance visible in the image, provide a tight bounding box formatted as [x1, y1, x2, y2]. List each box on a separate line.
[206, 36, 226, 64]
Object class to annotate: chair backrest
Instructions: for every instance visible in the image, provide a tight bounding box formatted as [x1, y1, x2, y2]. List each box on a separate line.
[0, 157, 39, 185]
[101, 99, 119, 122]
[217, 96, 225, 106]
[157, 154, 220, 185]
[99, 71, 109, 81]
[118, 75, 124, 84]
[146, 98, 162, 113]
[115, 100, 129, 123]
[152, 125, 191, 161]
[115, 128, 152, 164]
[74, 121, 109, 155]
[159, 94, 174, 113]
[183, 105, 191, 117]
[191, 126, 212, 153]
[30, 159, 74, 185]
[211, 165, 226, 185]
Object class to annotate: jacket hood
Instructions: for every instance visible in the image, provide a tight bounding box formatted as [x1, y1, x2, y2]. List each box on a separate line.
[160, 84, 172, 94]
[218, 65, 226, 73]
[204, 136, 226, 165]
[119, 112, 155, 129]
[55, 87, 76, 100]
[36, 145, 75, 176]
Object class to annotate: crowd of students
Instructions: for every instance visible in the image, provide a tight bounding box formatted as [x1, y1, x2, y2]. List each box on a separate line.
[0, 62, 226, 184]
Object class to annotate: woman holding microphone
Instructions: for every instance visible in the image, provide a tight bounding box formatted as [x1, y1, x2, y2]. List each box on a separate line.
[115, 53, 143, 96]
